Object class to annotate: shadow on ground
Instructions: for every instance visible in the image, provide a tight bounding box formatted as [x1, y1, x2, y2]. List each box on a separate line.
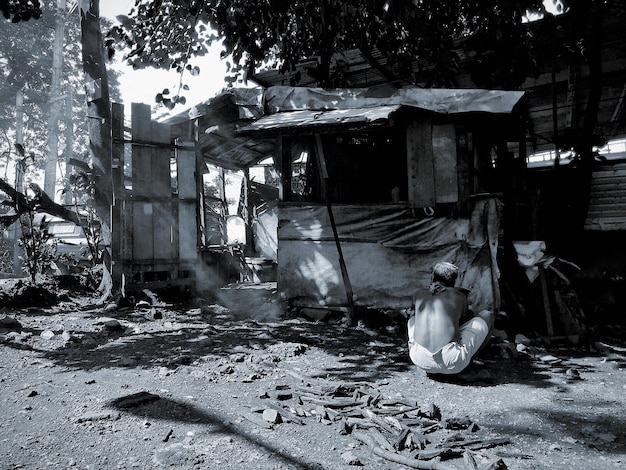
[3, 282, 625, 390]
[106, 394, 324, 470]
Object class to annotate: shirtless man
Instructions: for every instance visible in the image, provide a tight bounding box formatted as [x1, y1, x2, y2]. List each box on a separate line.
[407, 262, 494, 375]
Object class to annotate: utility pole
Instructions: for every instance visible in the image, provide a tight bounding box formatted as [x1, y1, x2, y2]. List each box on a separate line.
[44, 0, 66, 200]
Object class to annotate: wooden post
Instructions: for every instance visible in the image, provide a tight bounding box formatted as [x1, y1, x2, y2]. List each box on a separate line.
[539, 265, 554, 336]
[111, 103, 124, 286]
[314, 134, 356, 325]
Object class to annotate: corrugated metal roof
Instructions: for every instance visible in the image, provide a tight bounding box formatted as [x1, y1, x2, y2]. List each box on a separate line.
[237, 105, 401, 135]
[263, 86, 525, 115]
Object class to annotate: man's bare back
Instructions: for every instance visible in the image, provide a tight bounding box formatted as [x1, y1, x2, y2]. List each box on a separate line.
[407, 262, 494, 375]
[411, 284, 469, 352]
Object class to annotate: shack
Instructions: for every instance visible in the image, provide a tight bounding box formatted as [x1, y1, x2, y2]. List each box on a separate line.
[235, 85, 528, 316]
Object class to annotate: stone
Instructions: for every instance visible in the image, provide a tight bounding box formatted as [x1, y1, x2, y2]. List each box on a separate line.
[341, 451, 363, 466]
[0, 316, 22, 332]
[40, 330, 55, 340]
[262, 408, 281, 424]
[104, 320, 123, 331]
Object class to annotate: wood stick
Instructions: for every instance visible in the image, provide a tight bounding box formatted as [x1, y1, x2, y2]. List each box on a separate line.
[299, 395, 362, 408]
[353, 431, 450, 470]
[241, 412, 272, 429]
[367, 427, 395, 452]
[463, 451, 479, 470]
[362, 408, 397, 434]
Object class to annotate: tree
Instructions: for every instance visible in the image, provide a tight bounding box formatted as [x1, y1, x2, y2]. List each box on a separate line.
[0, 1, 122, 199]
[2, 0, 119, 295]
[0, 0, 42, 22]
[111, 1, 548, 100]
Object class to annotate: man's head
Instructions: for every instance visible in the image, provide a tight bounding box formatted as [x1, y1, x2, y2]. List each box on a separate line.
[432, 262, 459, 286]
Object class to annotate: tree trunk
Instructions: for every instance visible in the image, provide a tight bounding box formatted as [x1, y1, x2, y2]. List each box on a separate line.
[567, 1, 604, 255]
[80, 0, 112, 219]
[80, 0, 114, 297]
[44, 0, 66, 200]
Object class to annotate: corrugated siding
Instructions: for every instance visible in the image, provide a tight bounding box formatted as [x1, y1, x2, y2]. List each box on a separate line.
[585, 162, 626, 231]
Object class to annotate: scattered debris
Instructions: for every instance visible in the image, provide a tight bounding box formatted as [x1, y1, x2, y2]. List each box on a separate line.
[250, 381, 511, 468]
[75, 410, 121, 423]
[163, 428, 174, 442]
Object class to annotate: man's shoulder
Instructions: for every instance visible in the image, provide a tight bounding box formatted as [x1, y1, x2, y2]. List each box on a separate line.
[415, 286, 466, 296]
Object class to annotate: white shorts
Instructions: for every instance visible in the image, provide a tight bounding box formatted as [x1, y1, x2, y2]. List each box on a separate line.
[408, 317, 489, 374]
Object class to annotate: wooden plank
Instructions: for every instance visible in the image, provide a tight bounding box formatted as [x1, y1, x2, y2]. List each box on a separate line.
[177, 144, 198, 260]
[585, 220, 626, 230]
[407, 118, 435, 208]
[152, 201, 174, 260]
[132, 201, 154, 260]
[179, 202, 197, 260]
[592, 168, 626, 179]
[587, 210, 626, 219]
[589, 192, 626, 201]
[151, 121, 172, 196]
[590, 181, 626, 190]
[111, 103, 124, 272]
[432, 124, 458, 204]
[131, 104, 154, 262]
[131, 103, 153, 198]
[177, 145, 197, 199]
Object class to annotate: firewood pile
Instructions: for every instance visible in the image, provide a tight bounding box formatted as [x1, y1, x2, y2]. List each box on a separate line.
[244, 381, 512, 469]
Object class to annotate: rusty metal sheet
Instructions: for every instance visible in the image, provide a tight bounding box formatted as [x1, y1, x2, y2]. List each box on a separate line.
[238, 105, 401, 134]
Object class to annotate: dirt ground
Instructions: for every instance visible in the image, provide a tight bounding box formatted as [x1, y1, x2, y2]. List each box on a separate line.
[1, 278, 625, 470]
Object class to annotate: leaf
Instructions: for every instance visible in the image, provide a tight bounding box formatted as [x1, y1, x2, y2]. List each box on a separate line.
[115, 15, 134, 28]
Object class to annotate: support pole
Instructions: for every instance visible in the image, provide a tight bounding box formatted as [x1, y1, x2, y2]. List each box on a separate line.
[314, 134, 356, 325]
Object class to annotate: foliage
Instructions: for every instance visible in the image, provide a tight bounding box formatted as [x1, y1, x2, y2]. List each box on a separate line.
[0, 233, 13, 272]
[18, 211, 58, 283]
[63, 167, 104, 267]
[0, 1, 122, 190]
[0, 0, 42, 22]
[110, 0, 555, 104]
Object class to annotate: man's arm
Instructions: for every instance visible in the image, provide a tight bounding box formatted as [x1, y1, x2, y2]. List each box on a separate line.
[457, 288, 472, 324]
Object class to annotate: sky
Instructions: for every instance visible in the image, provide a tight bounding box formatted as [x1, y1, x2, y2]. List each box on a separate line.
[99, 1, 236, 112]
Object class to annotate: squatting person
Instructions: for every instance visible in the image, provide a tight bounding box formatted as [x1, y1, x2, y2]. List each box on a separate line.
[407, 262, 494, 375]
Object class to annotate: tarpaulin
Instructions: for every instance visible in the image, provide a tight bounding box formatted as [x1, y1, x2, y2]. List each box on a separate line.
[278, 198, 503, 312]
